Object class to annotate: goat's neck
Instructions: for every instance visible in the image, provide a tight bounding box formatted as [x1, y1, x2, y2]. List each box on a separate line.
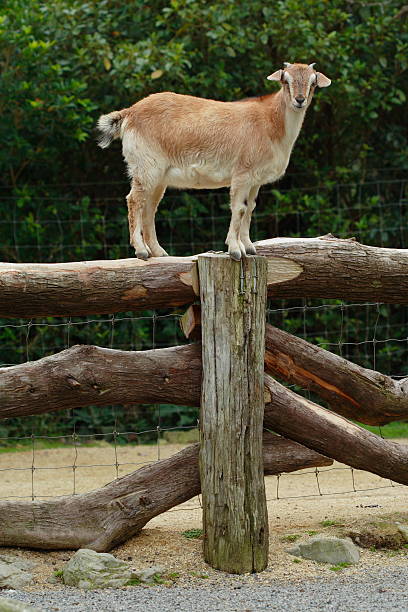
[272, 89, 307, 150]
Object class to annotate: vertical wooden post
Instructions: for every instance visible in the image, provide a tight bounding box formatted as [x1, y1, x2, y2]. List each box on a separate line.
[198, 253, 268, 573]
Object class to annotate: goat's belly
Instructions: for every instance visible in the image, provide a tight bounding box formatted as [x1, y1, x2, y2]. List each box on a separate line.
[257, 155, 290, 185]
[166, 166, 231, 189]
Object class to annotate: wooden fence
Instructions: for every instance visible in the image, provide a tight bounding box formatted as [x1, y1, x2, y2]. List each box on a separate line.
[0, 235, 407, 574]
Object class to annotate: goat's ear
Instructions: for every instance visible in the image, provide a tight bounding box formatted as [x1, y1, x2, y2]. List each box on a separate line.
[316, 72, 331, 88]
[267, 69, 283, 82]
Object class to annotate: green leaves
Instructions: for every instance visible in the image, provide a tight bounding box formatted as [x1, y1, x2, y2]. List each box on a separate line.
[0, 0, 406, 187]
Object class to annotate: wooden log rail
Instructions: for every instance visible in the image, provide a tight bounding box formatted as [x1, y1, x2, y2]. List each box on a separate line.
[264, 325, 408, 426]
[1, 236, 408, 317]
[2, 327, 407, 426]
[263, 375, 408, 486]
[1, 333, 408, 486]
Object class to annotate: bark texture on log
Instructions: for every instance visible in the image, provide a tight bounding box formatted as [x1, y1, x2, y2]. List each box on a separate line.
[0, 433, 332, 552]
[2, 328, 406, 427]
[0, 256, 199, 317]
[263, 374, 408, 486]
[265, 324, 408, 426]
[0, 343, 202, 420]
[2, 236, 408, 318]
[199, 254, 268, 573]
[256, 235, 408, 303]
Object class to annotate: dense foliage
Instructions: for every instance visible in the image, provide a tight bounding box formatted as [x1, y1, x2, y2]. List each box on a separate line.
[0, 0, 407, 188]
[0, 1, 407, 441]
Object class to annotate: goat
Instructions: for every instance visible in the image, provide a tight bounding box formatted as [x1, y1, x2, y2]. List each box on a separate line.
[97, 62, 331, 261]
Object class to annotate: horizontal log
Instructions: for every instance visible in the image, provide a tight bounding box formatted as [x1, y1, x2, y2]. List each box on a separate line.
[0, 256, 199, 317]
[265, 324, 408, 426]
[256, 235, 408, 302]
[0, 343, 202, 420]
[0, 433, 332, 551]
[2, 332, 406, 426]
[263, 374, 408, 486]
[1, 236, 408, 317]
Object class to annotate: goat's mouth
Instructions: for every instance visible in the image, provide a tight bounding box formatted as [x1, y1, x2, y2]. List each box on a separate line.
[292, 102, 306, 111]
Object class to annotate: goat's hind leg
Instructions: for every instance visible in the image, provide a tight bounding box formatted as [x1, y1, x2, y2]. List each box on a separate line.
[126, 178, 150, 260]
[142, 185, 168, 257]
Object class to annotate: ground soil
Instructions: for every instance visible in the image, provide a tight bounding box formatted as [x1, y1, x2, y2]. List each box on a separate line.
[0, 442, 407, 591]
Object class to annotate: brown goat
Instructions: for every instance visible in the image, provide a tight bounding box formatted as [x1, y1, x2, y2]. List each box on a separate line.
[97, 62, 331, 260]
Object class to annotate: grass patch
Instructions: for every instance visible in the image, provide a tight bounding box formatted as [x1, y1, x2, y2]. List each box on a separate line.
[152, 574, 165, 584]
[359, 421, 408, 439]
[281, 534, 301, 543]
[306, 530, 318, 536]
[182, 528, 203, 540]
[53, 569, 63, 578]
[292, 558, 302, 563]
[329, 562, 352, 571]
[321, 520, 340, 527]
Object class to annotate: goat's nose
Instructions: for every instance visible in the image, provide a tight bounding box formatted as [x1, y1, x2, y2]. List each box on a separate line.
[295, 95, 305, 104]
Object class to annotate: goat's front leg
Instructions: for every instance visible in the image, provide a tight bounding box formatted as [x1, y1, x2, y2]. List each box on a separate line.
[239, 185, 259, 255]
[226, 182, 251, 261]
[126, 179, 150, 260]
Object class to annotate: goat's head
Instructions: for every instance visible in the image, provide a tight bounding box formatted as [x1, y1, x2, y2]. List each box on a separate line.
[267, 63, 331, 111]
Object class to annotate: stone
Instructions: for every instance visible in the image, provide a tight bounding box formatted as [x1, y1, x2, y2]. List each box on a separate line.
[0, 556, 35, 572]
[347, 521, 408, 550]
[62, 549, 132, 590]
[288, 536, 360, 564]
[0, 562, 33, 590]
[0, 598, 42, 612]
[130, 565, 165, 584]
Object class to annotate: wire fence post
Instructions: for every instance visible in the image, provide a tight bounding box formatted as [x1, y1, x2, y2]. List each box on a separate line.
[198, 253, 269, 573]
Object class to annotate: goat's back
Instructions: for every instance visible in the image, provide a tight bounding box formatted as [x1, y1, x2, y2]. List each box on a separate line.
[123, 92, 278, 162]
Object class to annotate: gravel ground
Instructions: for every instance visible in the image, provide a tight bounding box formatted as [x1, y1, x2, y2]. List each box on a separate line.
[2, 443, 407, 610]
[3, 567, 408, 611]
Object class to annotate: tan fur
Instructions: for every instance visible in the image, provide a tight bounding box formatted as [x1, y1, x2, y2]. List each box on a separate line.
[97, 63, 331, 260]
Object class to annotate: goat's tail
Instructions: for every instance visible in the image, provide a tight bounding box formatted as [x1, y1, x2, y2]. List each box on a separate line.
[96, 109, 128, 148]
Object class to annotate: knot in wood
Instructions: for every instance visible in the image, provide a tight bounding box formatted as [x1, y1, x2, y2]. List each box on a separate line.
[66, 376, 81, 387]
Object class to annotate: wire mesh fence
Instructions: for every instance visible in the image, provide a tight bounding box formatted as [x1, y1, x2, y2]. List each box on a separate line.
[0, 174, 407, 508]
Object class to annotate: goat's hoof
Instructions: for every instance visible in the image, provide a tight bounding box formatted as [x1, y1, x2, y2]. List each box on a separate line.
[229, 249, 242, 261]
[136, 249, 149, 260]
[239, 241, 247, 256]
[245, 244, 257, 255]
[151, 247, 169, 257]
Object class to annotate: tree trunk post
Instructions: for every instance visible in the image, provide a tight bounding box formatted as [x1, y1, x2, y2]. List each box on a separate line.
[198, 253, 269, 573]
